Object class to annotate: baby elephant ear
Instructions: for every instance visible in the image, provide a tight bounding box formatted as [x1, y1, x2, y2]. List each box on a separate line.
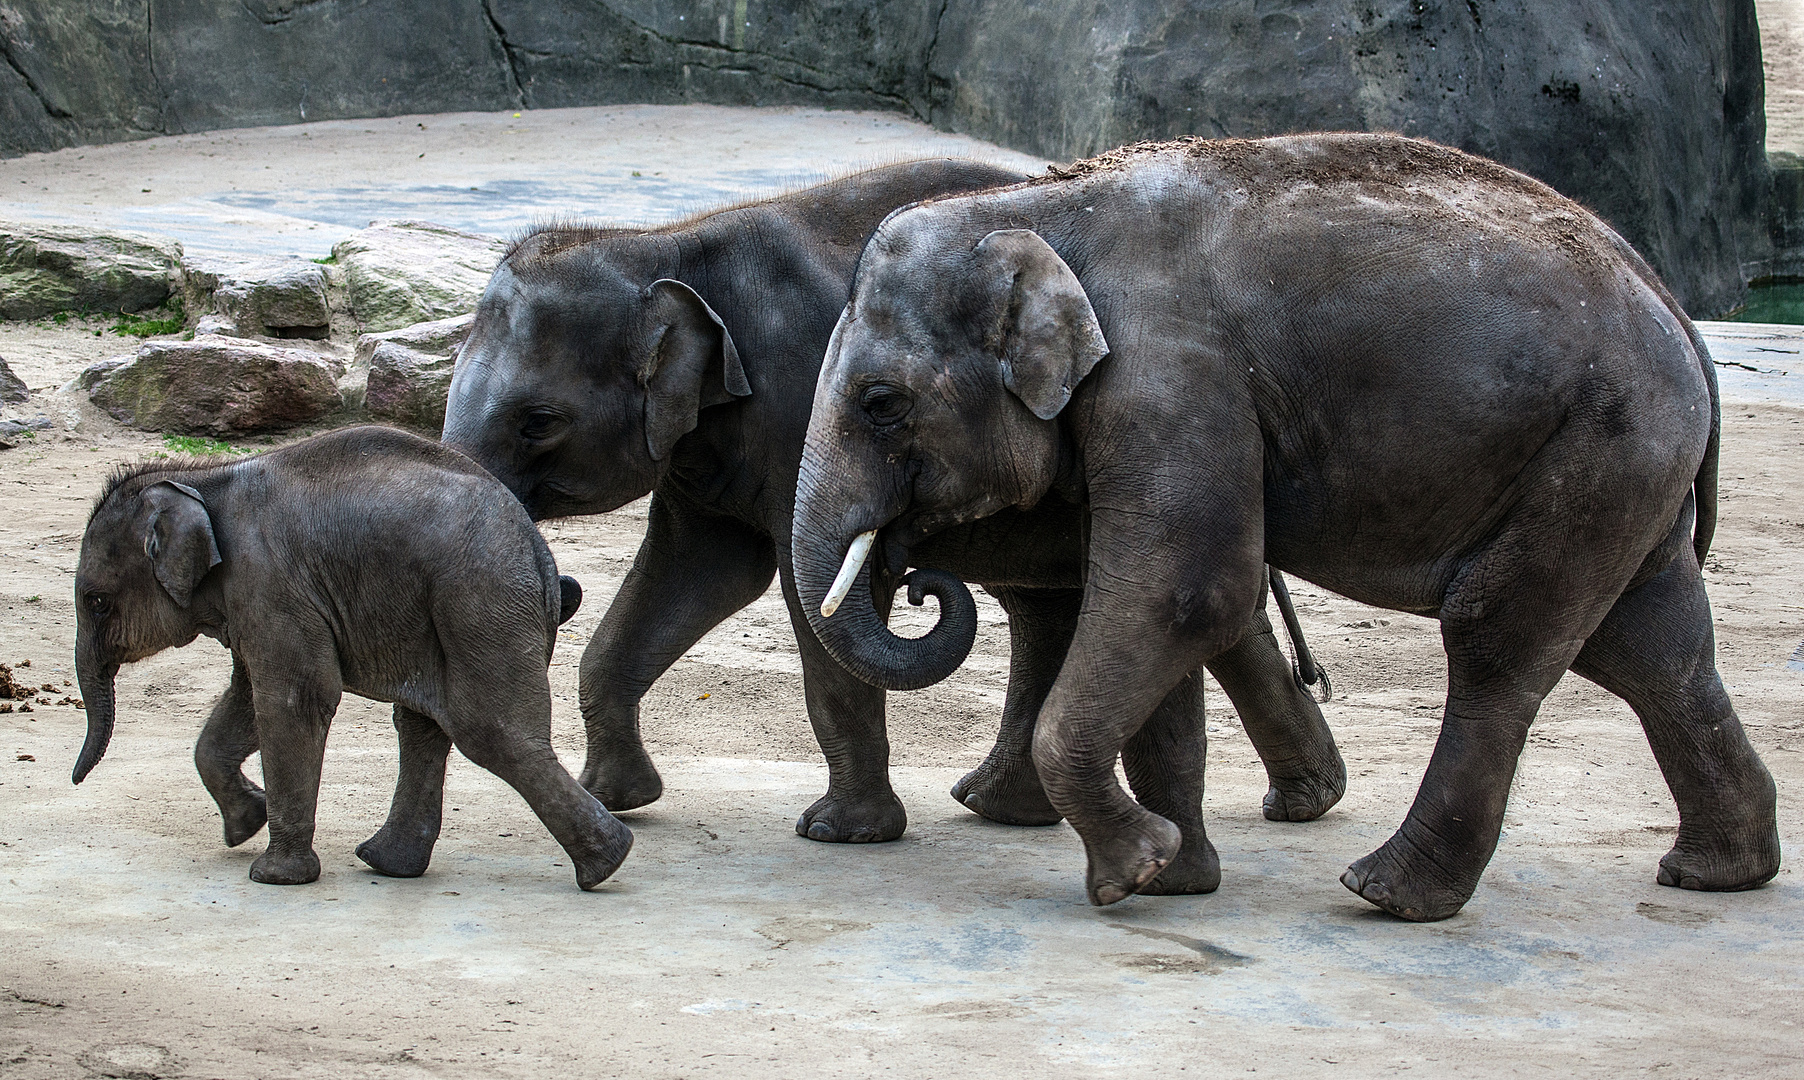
[638, 279, 751, 461]
[974, 229, 1109, 421]
[141, 481, 221, 609]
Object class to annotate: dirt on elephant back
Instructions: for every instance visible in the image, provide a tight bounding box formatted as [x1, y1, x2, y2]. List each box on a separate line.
[1, 315, 1801, 1076]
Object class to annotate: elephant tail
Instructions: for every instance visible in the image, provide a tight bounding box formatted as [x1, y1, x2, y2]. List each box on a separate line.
[1268, 568, 1331, 702]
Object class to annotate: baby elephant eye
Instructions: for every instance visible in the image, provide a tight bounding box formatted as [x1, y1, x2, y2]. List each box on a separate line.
[860, 385, 912, 425]
[85, 593, 111, 618]
[520, 409, 565, 440]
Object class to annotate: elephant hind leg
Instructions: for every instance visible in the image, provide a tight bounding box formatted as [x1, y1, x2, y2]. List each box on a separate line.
[444, 668, 632, 889]
[950, 586, 1075, 827]
[1570, 550, 1779, 892]
[1123, 671, 1220, 896]
[1205, 586, 1346, 823]
[1342, 515, 1629, 921]
[194, 656, 266, 847]
[355, 705, 452, 878]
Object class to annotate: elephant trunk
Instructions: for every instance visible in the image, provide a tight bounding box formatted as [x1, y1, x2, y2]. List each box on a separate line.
[791, 455, 977, 691]
[72, 643, 118, 785]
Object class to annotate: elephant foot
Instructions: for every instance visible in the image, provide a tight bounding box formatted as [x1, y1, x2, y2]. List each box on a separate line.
[1340, 834, 1471, 922]
[1084, 810, 1181, 906]
[579, 749, 664, 812]
[1261, 755, 1347, 823]
[951, 759, 1063, 826]
[219, 787, 268, 848]
[1135, 831, 1221, 896]
[250, 845, 321, 886]
[1656, 820, 1781, 892]
[795, 790, 907, 843]
[568, 814, 635, 891]
[355, 825, 438, 878]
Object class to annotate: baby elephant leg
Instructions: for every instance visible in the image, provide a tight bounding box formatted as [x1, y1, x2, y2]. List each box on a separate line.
[193, 657, 267, 847]
[1123, 671, 1220, 895]
[446, 677, 632, 889]
[355, 706, 452, 878]
[248, 678, 339, 886]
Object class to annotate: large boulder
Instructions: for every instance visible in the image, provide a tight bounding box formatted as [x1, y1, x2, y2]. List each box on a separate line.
[0, 221, 183, 320]
[0, 357, 28, 404]
[185, 258, 331, 339]
[331, 222, 506, 333]
[355, 314, 474, 433]
[88, 336, 346, 436]
[0, 0, 1770, 315]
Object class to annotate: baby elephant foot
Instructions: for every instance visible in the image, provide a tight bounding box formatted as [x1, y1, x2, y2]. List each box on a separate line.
[250, 845, 321, 886]
[355, 825, 438, 879]
[951, 760, 1063, 826]
[1341, 835, 1472, 922]
[795, 790, 906, 843]
[1135, 832, 1221, 896]
[1084, 810, 1182, 906]
[1261, 756, 1347, 823]
[219, 787, 268, 848]
[568, 813, 635, 890]
[1657, 819, 1781, 892]
[579, 750, 663, 813]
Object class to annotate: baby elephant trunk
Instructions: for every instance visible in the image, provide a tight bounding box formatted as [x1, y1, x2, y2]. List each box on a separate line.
[72, 645, 118, 785]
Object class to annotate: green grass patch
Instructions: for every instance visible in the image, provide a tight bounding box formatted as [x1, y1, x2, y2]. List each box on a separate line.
[310, 254, 337, 265]
[162, 434, 254, 457]
[111, 298, 186, 338]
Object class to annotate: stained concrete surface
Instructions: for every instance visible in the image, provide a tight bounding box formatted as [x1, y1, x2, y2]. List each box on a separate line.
[1, 107, 1801, 1078]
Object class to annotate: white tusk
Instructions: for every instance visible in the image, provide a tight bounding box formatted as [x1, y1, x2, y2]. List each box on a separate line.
[820, 530, 877, 618]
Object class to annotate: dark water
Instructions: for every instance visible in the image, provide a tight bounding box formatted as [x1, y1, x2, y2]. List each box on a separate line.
[1727, 281, 1804, 324]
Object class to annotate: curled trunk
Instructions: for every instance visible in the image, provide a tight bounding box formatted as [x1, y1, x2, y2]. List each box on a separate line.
[791, 463, 978, 691]
[72, 649, 118, 785]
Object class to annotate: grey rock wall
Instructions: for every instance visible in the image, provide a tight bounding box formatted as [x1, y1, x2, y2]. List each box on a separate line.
[0, 0, 1771, 316]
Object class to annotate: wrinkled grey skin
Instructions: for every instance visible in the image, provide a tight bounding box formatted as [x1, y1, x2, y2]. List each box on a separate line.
[72, 426, 630, 889]
[794, 134, 1780, 918]
[441, 159, 1344, 875]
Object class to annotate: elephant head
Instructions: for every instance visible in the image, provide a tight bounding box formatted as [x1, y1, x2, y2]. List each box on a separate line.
[793, 220, 1108, 691]
[73, 476, 222, 783]
[440, 241, 749, 520]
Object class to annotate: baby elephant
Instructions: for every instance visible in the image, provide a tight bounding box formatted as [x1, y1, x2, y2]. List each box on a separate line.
[71, 426, 631, 889]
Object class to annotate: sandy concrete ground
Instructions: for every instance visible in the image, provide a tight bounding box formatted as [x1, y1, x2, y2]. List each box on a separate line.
[2, 110, 1802, 1078]
[1763, 0, 1804, 154]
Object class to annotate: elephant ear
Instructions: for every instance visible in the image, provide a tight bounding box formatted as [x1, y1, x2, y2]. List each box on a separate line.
[974, 229, 1109, 421]
[140, 481, 221, 609]
[638, 278, 751, 461]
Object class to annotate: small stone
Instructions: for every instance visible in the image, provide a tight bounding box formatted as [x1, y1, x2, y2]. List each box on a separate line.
[186, 257, 331, 339]
[0, 220, 182, 319]
[0, 357, 29, 404]
[332, 221, 505, 332]
[89, 335, 348, 436]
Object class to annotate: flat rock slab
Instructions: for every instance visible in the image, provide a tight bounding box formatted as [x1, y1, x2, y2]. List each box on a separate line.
[356, 313, 472, 433]
[185, 257, 331, 339]
[89, 335, 345, 436]
[332, 220, 505, 332]
[0, 220, 181, 320]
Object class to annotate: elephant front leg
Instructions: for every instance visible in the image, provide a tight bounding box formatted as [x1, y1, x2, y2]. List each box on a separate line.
[355, 706, 452, 878]
[1205, 581, 1346, 822]
[950, 586, 1076, 826]
[781, 563, 906, 843]
[247, 674, 341, 886]
[577, 496, 777, 810]
[193, 656, 267, 847]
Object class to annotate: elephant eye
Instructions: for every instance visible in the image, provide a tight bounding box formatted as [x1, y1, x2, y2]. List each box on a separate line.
[520, 409, 565, 441]
[85, 593, 111, 618]
[860, 385, 912, 425]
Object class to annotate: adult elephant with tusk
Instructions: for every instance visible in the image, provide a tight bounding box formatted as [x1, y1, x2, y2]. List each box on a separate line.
[792, 134, 1779, 917]
[440, 158, 1347, 867]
